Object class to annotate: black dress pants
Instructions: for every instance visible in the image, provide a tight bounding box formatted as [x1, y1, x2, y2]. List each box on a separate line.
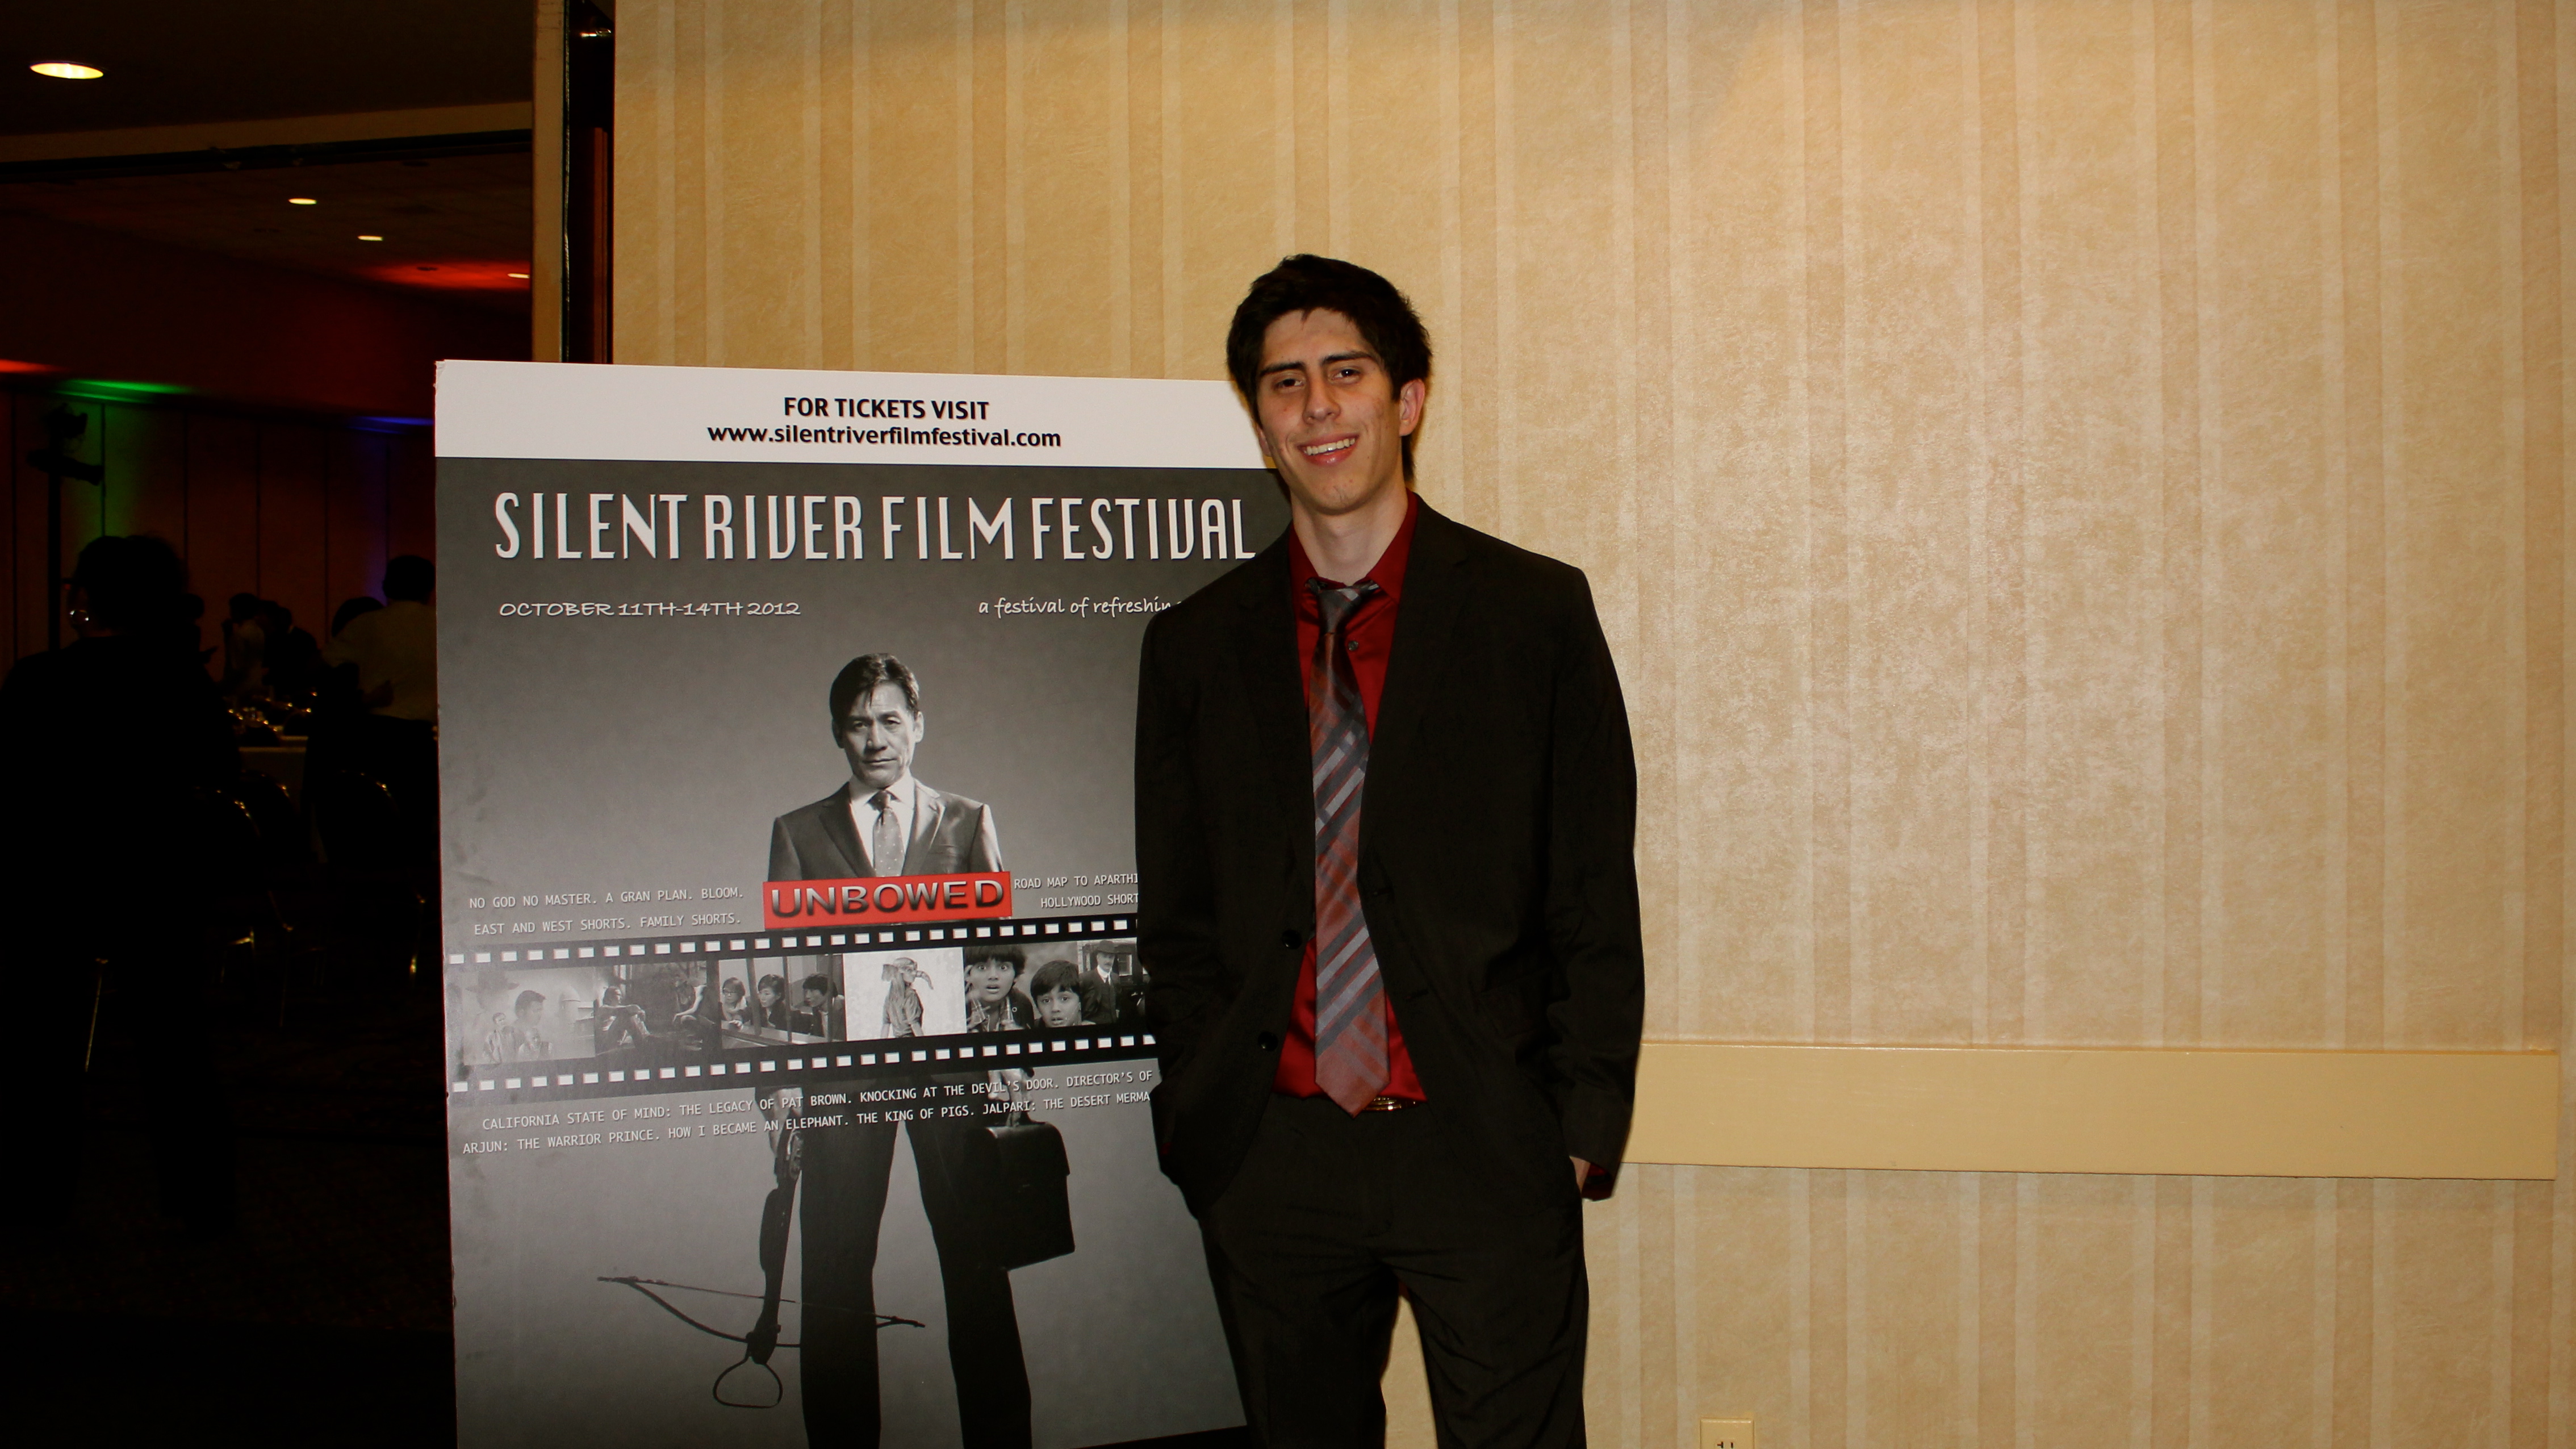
[798, 1112, 1031, 1447]
[1199, 1094, 1588, 1449]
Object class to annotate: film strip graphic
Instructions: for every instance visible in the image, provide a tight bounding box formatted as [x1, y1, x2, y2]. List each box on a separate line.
[446, 913, 1152, 1105]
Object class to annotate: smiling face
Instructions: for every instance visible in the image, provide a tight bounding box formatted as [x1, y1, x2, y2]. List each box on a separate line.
[1252, 308, 1424, 527]
[838, 681, 923, 792]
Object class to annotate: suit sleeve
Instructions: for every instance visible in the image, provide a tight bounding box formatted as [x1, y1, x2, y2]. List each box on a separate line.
[767, 816, 801, 882]
[1540, 573, 1646, 1168]
[1133, 614, 1223, 1079]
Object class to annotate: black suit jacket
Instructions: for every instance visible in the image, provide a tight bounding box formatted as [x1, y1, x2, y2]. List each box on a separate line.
[768, 781, 1005, 880]
[1134, 500, 1644, 1214]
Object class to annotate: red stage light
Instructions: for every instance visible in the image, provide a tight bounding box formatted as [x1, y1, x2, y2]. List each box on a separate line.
[361, 260, 536, 293]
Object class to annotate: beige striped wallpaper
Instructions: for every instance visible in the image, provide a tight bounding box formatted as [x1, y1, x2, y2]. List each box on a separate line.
[608, 1, 2572, 1443]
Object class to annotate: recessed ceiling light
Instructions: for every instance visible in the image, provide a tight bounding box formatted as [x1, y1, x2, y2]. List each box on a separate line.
[358, 235, 383, 241]
[31, 62, 104, 80]
[508, 272, 529, 279]
[288, 197, 318, 206]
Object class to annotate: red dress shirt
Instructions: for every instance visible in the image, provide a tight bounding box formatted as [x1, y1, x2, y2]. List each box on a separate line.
[1273, 494, 1427, 1102]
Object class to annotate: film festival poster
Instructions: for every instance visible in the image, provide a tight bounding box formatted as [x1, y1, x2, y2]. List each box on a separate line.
[435, 361, 1282, 1447]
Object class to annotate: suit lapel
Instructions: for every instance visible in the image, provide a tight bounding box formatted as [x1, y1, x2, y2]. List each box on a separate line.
[818, 783, 871, 877]
[1231, 537, 1313, 873]
[1366, 502, 1471, 819]
[905, 786, 947, 875]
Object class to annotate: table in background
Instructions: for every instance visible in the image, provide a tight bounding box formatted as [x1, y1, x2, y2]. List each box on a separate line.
[240, 738, 307, 805]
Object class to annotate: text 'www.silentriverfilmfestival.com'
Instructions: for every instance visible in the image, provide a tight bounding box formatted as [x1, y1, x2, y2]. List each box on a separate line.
[706, 391, 1062, 448]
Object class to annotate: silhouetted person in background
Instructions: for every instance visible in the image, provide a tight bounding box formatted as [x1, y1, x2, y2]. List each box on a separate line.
[1, 535, 240, 1234]
[219, 590, 267, 701]
[324, 557, 434, 723]
[330, 595, 383, 639]
[306, 596, 383, 777]
[257, 600, 323, 703]
[180, 591, 213, 670]
[323, 557, 437, 857]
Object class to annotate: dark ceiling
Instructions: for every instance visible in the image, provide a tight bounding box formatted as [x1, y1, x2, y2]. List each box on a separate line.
[0, 1, 538, 312]
[2, 1, 534, 135]
[0, 152, 534, 312]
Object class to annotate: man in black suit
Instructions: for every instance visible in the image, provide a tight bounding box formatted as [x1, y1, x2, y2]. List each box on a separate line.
[766, 653, 1028, 1448]
[769, 653, 1003, 882]
[1135, 256, 1643, 1447]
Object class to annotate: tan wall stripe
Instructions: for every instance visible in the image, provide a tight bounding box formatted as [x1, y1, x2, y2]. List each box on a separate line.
[1626, 1042, 2557, 1178]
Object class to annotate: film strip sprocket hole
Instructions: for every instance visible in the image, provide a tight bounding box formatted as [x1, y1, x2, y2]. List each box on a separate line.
[446, 914, 1154, 1102]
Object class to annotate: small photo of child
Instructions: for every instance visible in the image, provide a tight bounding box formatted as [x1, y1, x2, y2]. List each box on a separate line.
[1020, 954, 1113, 1031]
[1027, 958, 1090, 1029]
[963, 943, 1035, 1032]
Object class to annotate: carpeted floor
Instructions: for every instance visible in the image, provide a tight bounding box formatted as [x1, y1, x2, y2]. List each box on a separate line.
[4, 943, 457, 1448]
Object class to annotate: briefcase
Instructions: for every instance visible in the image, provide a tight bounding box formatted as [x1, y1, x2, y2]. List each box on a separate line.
[964, 1118, 1076, 1270]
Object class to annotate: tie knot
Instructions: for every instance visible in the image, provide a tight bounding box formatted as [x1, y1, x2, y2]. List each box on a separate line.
[1310, 577, 1382, 633]
[872, 788, 894, 809]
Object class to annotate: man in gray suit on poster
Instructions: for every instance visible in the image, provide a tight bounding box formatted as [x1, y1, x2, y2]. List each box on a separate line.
[764, 650, 1026, 1447]
[768, 652, 1005, 881]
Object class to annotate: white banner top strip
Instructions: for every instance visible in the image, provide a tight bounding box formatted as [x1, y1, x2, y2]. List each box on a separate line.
[435, 359, 1268, 471]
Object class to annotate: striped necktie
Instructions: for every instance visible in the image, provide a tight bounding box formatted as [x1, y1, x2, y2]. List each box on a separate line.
[871, 788, 905, 877]
[1309, 577, 1387, 1113]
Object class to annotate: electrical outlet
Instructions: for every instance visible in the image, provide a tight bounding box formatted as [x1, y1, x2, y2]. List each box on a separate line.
[1699, 1418, 1755, 1449]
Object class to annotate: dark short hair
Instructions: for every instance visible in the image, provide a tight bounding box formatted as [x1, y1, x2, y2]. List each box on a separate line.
[964, 943, 1024, 972]
[332, 596, 383, 636]
[800, 974, 833, 996]
[72, 536, 190, 634]
[830, 653, 922, 724]
[384, 554, 435, 602]
[1028, 959, 1082, 999]
[1225, 255, 1433, 480]
[757, 974, 785, 999]
[513, 989, 546, 1014]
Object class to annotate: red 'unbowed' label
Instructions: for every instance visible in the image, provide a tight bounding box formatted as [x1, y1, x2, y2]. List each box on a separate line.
[762, 873, 1011, 929]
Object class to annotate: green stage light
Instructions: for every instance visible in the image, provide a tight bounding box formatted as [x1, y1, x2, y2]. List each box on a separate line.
[59, 378, 191, 401]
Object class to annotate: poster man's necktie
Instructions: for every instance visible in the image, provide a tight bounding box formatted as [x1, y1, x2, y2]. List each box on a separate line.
[1309, 577, 1387, 1113]
[871, 790, 904, 876]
